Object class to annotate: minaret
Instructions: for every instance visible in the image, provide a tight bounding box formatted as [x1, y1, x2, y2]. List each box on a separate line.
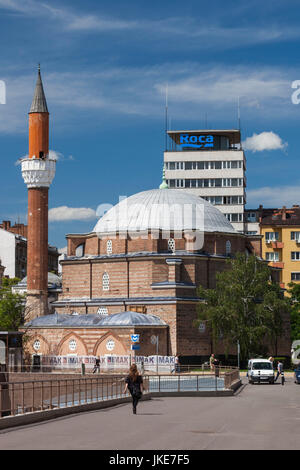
[21, 66, 56, 319]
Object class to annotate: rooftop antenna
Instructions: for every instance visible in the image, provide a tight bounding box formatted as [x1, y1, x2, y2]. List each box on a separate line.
[237, 96, 242, 149]
[165, 83, 168, 151]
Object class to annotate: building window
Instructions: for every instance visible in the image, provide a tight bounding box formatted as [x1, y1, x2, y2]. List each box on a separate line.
[291, 273, 300, 281]
[168, 238, 176, 253]
[97, 307, 108, 316]
[265, 232, 279, 242]
[266, 252, 279, 262]
[33, 340, 40, 351]
[75, 243, 85, 257]
[69, 339, 77, 351]
[226, 240, 231, 256]
[225, 213, 243, 223]
[106, 240, 112, 255]
[102, 272, 110, 291]
[106, 339, 115, 351]
[291, 232, 300, 242]
[291, 252, 300, 261]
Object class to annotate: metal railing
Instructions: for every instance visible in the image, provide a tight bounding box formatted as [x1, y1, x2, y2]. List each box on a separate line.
[0, 369, 240, 418]
[0, 375, 130, 418]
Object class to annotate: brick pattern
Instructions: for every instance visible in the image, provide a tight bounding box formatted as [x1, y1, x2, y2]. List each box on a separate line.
[48, 229, 290, 358]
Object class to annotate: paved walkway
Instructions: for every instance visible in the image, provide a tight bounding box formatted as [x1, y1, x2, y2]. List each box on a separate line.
[0, 378, 299, 450]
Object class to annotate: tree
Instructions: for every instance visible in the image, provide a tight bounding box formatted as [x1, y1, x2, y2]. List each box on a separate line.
[196, 253, 290, 360]
[288, 282, 300, 342]
[0, 278, 25, 330]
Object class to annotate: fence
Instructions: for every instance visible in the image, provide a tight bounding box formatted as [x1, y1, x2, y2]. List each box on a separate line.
[6, 354, 239, 375]
[6, 354, 177, 374]
[0, 369, 240, 419]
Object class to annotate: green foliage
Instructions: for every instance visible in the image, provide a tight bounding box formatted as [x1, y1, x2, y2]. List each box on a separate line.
[1, 277, 20, 288]
[0, 280, 25, 331]
[196, 253, 291, 360]
[288, 282, 300, 342]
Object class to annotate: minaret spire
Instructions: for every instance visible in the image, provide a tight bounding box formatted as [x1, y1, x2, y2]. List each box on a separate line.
[30, 64, 48, 114]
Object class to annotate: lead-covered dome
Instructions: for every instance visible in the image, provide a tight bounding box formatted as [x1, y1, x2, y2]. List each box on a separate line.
[93, 188, 235, 234]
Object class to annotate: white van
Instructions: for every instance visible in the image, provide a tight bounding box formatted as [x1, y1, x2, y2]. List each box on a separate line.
[248, 358, 275, 384]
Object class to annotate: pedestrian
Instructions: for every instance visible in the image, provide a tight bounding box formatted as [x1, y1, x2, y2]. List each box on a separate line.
[274, 360, 284, 382]
[209, 353, 215, 371]
[171, 354, 180, 373]
[93, 356, 101, 374]
[213, 357, 220, 377]
[124, 364, 143, 414]
[268, 356, 274, 368]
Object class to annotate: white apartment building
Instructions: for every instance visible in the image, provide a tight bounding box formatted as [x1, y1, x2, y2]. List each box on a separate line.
[164, 130, 246, 232]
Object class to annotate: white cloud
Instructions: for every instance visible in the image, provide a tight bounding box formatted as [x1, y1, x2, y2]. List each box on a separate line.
[247, 185, 300, 208]
[49, 150, 74, 162]
[0, 64, 296, 135]
[242, 131, 287, 152]
[49, 206, 97, 222]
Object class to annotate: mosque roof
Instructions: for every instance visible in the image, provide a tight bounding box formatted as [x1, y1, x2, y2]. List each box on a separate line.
[16, 272, 62, 290]
[93, 188, 235, 235]
[25, 311, 167, 328]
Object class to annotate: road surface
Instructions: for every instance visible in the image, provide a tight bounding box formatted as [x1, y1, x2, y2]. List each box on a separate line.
[0, 378, 299, 450]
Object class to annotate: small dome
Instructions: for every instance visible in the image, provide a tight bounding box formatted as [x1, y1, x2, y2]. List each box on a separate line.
[26, 311, 166, 328]
[18, 272, 62, 288]
[93, 188, 235, 235]
[98, 311, 166, 327]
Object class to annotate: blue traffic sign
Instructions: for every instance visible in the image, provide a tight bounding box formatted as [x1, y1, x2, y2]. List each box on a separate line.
[131, 334, 140, 343]
[131, 344, 140, 351]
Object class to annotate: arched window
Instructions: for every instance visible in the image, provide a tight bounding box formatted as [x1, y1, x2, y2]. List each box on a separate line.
[106, 240, 112, 255]
[226, 240, 231, 256]
[168, 238, 175, 253]
[75, 243, 85, 257]
[97, 307, 108, 316]
[102, 272, 110, 291]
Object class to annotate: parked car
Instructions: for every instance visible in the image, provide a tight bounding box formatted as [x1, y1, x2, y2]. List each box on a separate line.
[294, 365, 300, 384]
[248, 358, 275, 384]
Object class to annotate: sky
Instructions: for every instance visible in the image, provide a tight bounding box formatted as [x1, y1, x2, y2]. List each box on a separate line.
[0, 0, 300, 249]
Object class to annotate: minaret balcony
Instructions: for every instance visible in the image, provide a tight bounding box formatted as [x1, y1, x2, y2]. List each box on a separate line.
[21, 158, 56, 188]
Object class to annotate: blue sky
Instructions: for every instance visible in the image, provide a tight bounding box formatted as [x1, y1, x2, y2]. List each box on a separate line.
[0, 0, 300, 248]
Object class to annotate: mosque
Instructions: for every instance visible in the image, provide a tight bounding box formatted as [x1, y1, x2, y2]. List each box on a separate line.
[22, 68, 289, 363]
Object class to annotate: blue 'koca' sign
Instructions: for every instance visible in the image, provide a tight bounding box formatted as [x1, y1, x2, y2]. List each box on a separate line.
[179, 134, 214, 149]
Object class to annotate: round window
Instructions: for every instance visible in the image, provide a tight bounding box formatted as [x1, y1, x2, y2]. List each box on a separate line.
[106, 339, 115, 351]
[33, 339, 40, 351]
[69, 339, 77, 351]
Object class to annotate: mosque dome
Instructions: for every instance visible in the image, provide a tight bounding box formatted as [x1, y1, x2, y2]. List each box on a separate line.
[26, 311, 166, 328]
[93, 188, 235, 235]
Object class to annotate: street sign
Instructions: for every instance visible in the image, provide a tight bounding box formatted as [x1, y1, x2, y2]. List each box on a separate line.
[131, 334, 140, 343]
[131, 344, 140, 351]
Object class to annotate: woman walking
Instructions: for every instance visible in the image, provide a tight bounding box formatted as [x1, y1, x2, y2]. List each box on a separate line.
[124, 364, 143, 414]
